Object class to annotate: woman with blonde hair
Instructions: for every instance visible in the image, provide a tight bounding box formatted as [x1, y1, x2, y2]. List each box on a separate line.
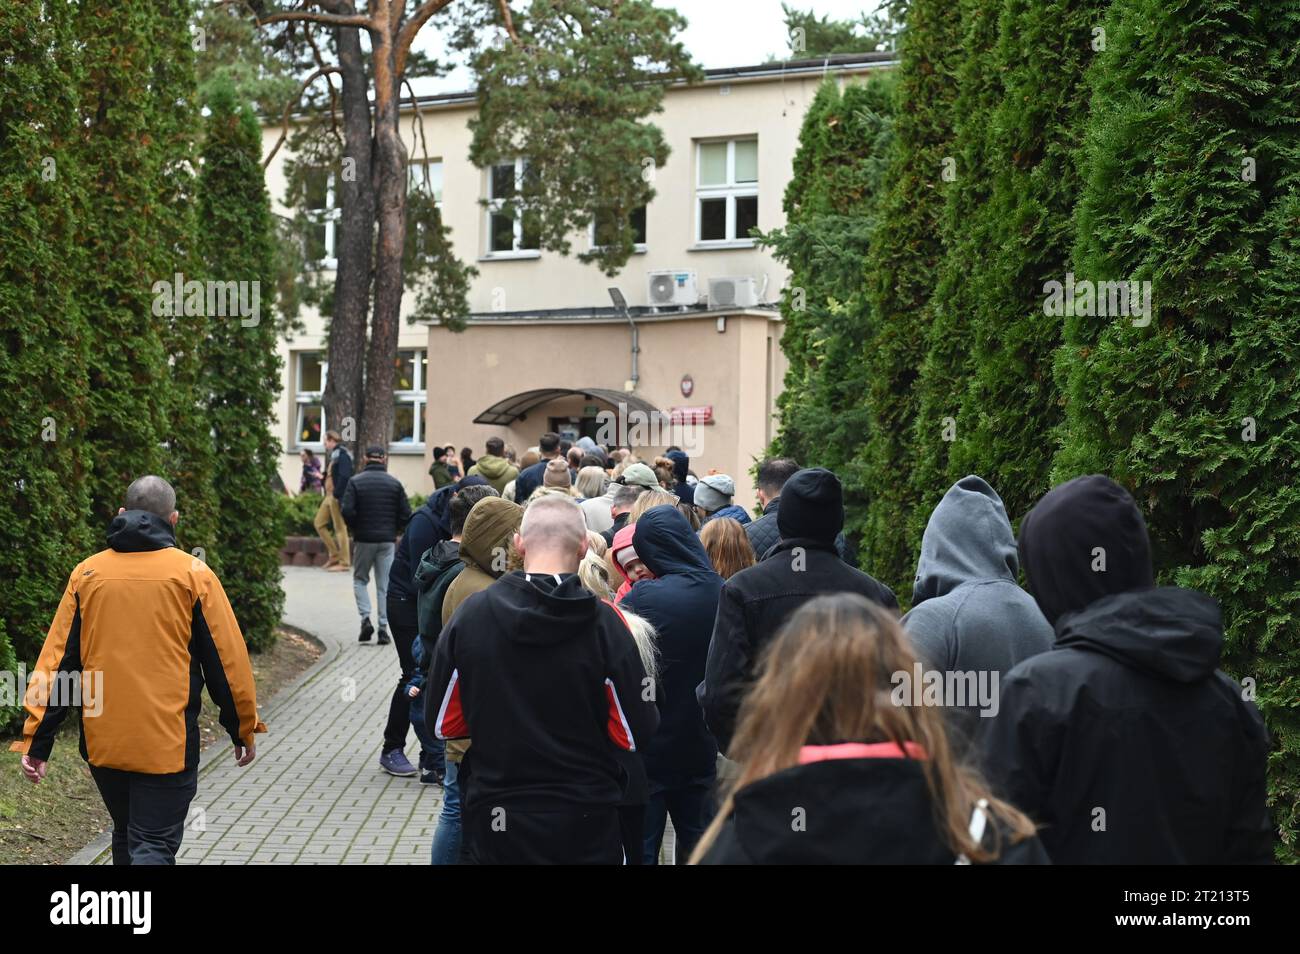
[628, 488, 677, 523]
[699, 517, 755, 579]
[691, 593, 1048, 865]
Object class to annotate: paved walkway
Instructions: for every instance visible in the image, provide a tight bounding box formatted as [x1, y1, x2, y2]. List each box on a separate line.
[173, 566, 440, 865]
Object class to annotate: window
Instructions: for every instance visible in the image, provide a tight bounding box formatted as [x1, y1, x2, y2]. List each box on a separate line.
[407, 159, 444, 259]
[294, 351, 327, 446]
[695, 138, 758, 245]
[302, 168, 340, 268]
[486, 158, 540, 255]
[391, 348, 428, 449]
[591, 205, 648, 251]
[408, 159, 444, 203]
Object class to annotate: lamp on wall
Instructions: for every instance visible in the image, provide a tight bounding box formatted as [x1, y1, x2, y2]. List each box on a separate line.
[609, 287, 639, 392]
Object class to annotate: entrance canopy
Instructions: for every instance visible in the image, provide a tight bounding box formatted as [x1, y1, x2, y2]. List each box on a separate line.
[472, 387, 662, 426]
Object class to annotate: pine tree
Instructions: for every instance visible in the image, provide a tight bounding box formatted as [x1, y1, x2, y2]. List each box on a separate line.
[944, 0, 1111, 527]
[1055, 0, 1300, 859]
[198, 78, 286, 652]
[858, 0, 967, 597]
[0, 0, 94, 716]
[756, 77, 895, 540]
[905, 0, 1005, 551]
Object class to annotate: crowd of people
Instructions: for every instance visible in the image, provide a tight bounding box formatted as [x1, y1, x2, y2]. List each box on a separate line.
[12, 431, 1276, 866]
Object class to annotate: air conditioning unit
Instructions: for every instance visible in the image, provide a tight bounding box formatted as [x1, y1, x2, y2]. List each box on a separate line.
[646, 270, 699, 308]
[708, 275, 761, 309]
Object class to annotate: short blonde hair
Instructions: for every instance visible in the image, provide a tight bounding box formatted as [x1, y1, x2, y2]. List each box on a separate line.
[629, 488, 678, 523]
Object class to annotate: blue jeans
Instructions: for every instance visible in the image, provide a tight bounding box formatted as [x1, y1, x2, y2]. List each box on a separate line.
[409, 690, 446, 775]
[643, 773, 715, 865]
[430, 759, 461, 865]
[352, 541, 395, 626]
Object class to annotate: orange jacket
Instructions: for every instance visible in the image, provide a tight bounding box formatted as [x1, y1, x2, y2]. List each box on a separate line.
[9, 510, 267, 774]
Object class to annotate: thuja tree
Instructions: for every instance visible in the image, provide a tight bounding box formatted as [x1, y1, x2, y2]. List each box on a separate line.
[1054, 0, 1300, 859]
[0, 0, 94, 716]
[857, 0, 967, 599]
[198, 79, 287, 652]
[756, 77, 895, 543]
[75, 1, 176, 531]
[944, 0, 1110, 527]
[905, 0, 1005, 550]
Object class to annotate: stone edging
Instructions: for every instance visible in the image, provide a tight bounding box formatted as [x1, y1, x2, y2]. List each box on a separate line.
[65, 622, 342, 866]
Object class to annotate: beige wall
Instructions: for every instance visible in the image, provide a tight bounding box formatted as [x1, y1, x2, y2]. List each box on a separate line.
[426, 311, 782, 514]
[264, 63, 884, 497]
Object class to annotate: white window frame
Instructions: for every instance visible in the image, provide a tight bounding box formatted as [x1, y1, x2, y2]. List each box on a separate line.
[589, 204, 648, 254]
[389, 348, 428, 453]
[694, 138, 758, 248]
[408, 158, 444, 205]
[304, 170, 341, 269]
[294, 351, 328, 450]
[483, 158, 540, 259]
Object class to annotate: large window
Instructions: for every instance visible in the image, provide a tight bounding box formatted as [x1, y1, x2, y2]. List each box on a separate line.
[591, 205, 648, 251]
[294, 351, 326, 446]
[391, 348, 429, 449]
[408, 159, 445, 259]
[408, 158, 444, 203]
[302, 168, 340, 268]
[486, 158, 540, 256]
[695, 138, 758, 245]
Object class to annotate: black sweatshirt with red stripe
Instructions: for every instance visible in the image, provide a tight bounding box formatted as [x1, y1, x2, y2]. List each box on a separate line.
[427, 571, 659, 812]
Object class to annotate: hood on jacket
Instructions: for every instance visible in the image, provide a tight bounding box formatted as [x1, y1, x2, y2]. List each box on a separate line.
[415, 539, 461, 583]
[107, 510, 176, 553]
[495, 572, 602, 646]
[632, 506, 714, 579]
[459, 497, 523, 576]
[576, 436, 600, 454]
[473, 455, 513, 479]
[1019, 474, 1154, 626]
[912, 475, 1018, 606]
[665, 449, 689, 483]
[776, 468, 844, 544]
[1055, 587, 1223, 683]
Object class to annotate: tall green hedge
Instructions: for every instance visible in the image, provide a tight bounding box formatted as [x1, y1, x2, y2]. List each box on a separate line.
[944, 0, 1109, 527]
[0, 0, 94, 719]
[858, 0, 968, 597]
[1054, 0, 1300, 860]
[906, 0, 1005, 552]
[757, 76, 895, 543]
[199, 79, 286, 652]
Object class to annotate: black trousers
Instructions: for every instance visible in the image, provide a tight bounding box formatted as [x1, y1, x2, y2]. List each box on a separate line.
[382, 593, 419, 752]
[89, 764, 198, 865]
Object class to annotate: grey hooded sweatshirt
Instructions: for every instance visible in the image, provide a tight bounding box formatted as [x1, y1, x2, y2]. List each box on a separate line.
[902, 476, 1053, 712]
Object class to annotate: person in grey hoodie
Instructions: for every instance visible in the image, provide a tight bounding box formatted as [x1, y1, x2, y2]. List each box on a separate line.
[901, 476, 1053, 739]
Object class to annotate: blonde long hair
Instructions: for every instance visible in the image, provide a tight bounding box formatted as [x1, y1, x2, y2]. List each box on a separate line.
[689, 593, 1036, 864]
[576, 548, 659, 682]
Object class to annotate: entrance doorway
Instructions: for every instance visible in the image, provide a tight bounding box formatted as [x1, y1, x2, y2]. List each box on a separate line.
[549, 415, 603, 444]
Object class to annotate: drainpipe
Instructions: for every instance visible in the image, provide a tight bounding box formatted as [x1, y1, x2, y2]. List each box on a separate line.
[608, 287, 638, 391]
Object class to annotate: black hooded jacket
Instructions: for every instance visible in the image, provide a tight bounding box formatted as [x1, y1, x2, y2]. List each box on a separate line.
[426, 571, 659, 812]
[699, 469, 898, 755]
[698, 755, 1050, 865]
[621, 506, 722, 780]
[979, 476, 1273, 864]
[665, 450, 694, 505]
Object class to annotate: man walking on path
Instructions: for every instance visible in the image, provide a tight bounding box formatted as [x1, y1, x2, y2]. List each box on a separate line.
[699, 468, 897, 755]
[315, 430, 353, 571]
[341, 446, 411, 656]
[12, 476, 264, 865]
[429, 496, 659, 864]
[466, 436, 518, 494]
[979, 475, 1274, 864]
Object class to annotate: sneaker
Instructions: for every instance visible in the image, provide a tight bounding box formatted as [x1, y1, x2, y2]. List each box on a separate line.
[376, 628, 390, 646]
[358, 618, 374, 644]
[327, 563, 350, 572]
[379, 749, 418, 778]
[420, 769, 445, 786]
[323, 556, 338, 569]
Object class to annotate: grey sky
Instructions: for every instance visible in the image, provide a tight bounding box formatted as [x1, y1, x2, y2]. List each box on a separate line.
[407, 0, 887, 96]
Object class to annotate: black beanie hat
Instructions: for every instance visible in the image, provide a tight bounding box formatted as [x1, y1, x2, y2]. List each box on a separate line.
[1018, 474, 1154, 627]
[776, 468, 844, 543]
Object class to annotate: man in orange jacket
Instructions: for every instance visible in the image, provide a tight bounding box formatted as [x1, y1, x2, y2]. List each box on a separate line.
[11, 475, 266, 865]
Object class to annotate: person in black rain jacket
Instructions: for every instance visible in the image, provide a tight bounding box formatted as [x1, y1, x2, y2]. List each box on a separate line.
[979, 474, 1274, 864]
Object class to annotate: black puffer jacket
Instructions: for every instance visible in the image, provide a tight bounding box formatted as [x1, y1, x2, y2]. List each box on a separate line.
[698, 753, 1050, 865]
[745, 495, 847, 561]
[621, 506, 722, 781]
[340, 462, 411, 543]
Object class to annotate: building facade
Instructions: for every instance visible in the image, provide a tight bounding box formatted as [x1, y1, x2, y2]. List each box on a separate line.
[264, 53, 893, 514]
